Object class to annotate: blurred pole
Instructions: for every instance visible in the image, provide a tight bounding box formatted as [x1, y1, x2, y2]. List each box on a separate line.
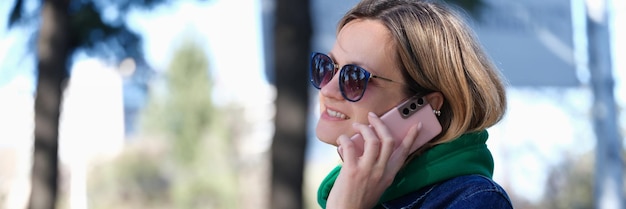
[586, 0, 623, 208]
[269, 0, 312, 209]
[29, 0, 70, 209]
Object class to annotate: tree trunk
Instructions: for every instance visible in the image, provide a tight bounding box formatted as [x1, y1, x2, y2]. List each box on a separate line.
[28, 0, 70, 208]
[270, 0, 312, 208]
[586, 1, 623, 209]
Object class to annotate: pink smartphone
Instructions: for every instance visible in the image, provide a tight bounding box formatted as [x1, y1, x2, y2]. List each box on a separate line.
[339, 95, 442, 160]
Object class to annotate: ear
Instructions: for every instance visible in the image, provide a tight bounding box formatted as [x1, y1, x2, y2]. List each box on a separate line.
[425, 92, 444, 110]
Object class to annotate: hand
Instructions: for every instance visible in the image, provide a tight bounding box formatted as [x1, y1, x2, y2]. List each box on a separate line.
[326, 112, 422, 209]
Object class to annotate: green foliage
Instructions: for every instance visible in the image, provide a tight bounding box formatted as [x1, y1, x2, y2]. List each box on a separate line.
[87, 135, 241, 209]
[88, 38, 241, 209]
[88, 142, 172, 209]
[162, 39, 215, 163]
[139, 37, 218, 164]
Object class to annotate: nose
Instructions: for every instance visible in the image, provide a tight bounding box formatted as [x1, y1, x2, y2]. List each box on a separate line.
[320, 70, 344, 101]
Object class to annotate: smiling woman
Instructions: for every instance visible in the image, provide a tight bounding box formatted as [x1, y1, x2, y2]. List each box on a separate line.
[312, 0, 511, 208]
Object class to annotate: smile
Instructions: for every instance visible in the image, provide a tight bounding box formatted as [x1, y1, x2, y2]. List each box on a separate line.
[327, 109, 349, 119]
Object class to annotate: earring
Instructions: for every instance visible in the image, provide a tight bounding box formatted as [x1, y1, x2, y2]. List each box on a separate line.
[433, 109, 441, 117]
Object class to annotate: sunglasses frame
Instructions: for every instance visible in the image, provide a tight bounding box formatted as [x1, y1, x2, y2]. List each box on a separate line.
[309, 52, 403, 102]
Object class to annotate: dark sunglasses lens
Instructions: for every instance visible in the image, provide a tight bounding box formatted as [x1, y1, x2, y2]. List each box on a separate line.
[310, 54, 334, 89]
[340, 65, 369, 101]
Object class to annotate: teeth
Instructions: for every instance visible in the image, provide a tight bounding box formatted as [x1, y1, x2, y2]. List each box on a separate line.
[327, 109, 348, 119]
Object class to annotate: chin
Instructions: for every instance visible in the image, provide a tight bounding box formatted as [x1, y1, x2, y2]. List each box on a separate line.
[315, 124, 340, 146]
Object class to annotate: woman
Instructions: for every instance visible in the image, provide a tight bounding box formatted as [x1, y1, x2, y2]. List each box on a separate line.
[310, 0, 513, 208]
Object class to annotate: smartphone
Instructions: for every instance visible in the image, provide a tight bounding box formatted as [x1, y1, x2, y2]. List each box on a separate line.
[339, 95, 442, 160]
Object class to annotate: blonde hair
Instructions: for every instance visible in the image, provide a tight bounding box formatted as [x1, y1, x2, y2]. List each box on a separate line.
[338, 0, 507, 145]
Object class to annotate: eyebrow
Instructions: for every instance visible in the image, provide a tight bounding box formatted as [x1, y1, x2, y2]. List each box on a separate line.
[327, 52, 373, 72]
[327, 52, 402, 86]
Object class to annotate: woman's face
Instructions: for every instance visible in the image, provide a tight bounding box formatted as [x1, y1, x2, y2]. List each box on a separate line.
[315, 19, 409, 146]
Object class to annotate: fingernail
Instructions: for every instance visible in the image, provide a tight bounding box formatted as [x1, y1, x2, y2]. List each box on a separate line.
[368, 112, 377, 118]
[417, 122, 423, 129]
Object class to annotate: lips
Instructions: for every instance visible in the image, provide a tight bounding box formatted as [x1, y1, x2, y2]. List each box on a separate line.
[326, 108, 349, 119]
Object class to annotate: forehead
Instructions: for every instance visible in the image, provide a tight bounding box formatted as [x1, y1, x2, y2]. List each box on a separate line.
[330, 19, 398, 76]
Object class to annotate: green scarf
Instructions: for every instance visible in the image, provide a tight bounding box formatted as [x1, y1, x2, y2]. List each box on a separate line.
[317, 130, 494, 208]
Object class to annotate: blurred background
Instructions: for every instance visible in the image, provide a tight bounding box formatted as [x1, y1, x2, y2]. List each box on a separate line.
[0, 0, 624, 208]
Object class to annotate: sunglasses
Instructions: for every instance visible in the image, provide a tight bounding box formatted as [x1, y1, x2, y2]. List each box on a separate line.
[309, 52, 405, 102]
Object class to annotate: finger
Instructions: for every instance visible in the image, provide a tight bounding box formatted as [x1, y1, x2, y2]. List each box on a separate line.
[337, 135, 358, 166]
[352, 122, 380, 166]
[401, 122, 422, 153]
[366, 112, 396, 166]
[388, 123, 422, 170]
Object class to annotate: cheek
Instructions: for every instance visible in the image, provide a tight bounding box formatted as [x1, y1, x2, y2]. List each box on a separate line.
[351, 106, 371, 124]
[355, 97, 403, 122]
[318, 94, 324, 113]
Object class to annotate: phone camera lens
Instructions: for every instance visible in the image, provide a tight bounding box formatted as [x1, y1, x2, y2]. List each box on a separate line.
[410, 103, 417, 110]
[402, 108, 410, 116]
[417, 98, 424, 105]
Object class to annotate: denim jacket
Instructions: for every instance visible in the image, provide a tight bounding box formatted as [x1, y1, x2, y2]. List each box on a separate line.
[381, 174, 513, 209]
